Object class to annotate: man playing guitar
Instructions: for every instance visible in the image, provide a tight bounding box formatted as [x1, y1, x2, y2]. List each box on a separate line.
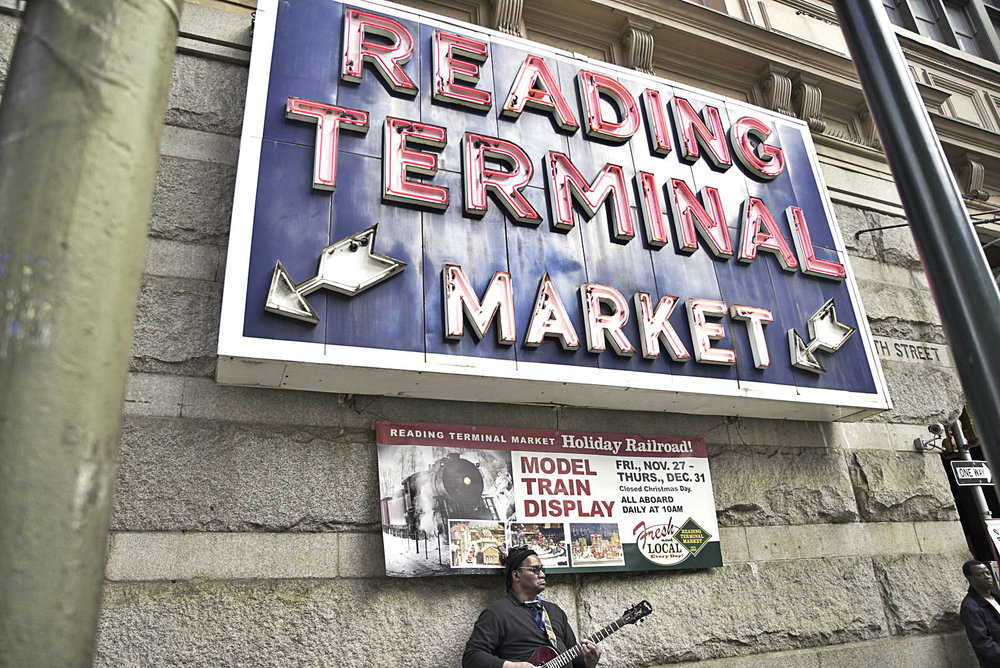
[462, 547, 601, 668]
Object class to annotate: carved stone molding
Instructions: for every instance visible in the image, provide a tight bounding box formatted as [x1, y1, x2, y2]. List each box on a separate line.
[491, 0, 523, 36]
[619, 17, 655, 74]
[791, 73, 826, 133]
[855, 107, 882, 151]
[956, 153, 991, 201]
[758, 66, 793, 117]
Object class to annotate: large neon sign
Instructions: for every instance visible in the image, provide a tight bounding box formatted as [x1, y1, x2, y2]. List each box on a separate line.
[218, 0, 891, 421]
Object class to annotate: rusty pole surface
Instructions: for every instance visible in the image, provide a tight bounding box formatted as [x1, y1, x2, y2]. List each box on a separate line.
[0, 0, 180, 665]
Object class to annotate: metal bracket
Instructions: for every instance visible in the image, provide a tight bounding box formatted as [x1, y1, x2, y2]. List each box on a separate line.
[854, 213, 1000, 240]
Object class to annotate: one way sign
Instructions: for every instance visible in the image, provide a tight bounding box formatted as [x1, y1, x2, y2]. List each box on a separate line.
[951, 460, 993, 486]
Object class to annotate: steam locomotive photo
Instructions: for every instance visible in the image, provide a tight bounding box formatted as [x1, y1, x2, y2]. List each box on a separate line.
[380, 452, 501, 537]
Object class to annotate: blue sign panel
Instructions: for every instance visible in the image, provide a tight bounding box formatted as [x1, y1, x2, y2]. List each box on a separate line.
[217, 0, 891, 421]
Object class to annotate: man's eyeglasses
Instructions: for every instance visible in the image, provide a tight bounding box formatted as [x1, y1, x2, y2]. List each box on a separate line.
[518, 565, 545, 574]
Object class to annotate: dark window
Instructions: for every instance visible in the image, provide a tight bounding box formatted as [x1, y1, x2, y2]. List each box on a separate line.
[946, 1, 985, 54]
[884, 0, 908, 25]
[988, 7, 1000, 40]
[911, 0, 949, 40]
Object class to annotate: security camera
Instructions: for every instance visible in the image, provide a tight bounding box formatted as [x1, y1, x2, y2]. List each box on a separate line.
[915, 423, 948, 451]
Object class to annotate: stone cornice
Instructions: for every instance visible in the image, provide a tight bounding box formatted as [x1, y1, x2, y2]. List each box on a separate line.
[915, 81, 951, 113]
[935, 116, 1000, 155]
[895, 30, 1000, 88]
[581, 0, 863, 90]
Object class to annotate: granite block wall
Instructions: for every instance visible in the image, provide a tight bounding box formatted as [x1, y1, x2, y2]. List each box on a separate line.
[0, 1, 980, 665]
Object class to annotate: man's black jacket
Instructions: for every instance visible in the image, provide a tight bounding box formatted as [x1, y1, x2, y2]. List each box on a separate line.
[962, 587, 1000, 667]
[462, 590, 585, 668]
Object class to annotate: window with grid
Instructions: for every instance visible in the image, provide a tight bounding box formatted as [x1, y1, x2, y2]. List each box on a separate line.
[884, 0, 1000, 61]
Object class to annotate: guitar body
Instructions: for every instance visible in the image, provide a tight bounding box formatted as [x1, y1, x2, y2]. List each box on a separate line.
[519, 600, 652, 668]
[527, 645, 558, 666]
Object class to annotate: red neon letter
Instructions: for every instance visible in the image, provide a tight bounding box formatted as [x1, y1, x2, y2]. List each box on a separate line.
[787, 207, 846, 281]
[342, 9, 418, 95]
[462, 133, 541, 224]
[285, 98, 369, 191]
[642, 88, 672, 155]
[637, 172, 670, 248]
[738, 197, 798, 271]
[581, 283, 635, 356]
[687, 298, 736, 365]
[671, 97, 732, 171]
[524, 274, 580, 350]
[434, 31, 492, 110]
[547, 151, 634, 241]
[578, 71, 640, 143]
[634, 292, 690, 361]
[730, 304, 774, 369]
[383, 117, 449, 209]
[668, 178, 733, 257]
[502, 55, 579, 131]
[730, 116, 785, 180]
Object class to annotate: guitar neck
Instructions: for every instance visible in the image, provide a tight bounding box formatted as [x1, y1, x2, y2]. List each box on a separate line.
[541, 618, 624, 668]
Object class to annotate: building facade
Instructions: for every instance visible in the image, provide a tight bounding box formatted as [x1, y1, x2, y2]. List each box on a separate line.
[3, 0, 999, 664]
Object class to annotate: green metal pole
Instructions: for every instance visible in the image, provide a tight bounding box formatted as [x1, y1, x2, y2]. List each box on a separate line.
[0, 0, 181, 665]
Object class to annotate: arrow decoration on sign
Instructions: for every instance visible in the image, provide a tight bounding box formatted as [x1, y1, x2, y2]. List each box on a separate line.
[788, 298, 855, 374]
[265, 223, 406, 324]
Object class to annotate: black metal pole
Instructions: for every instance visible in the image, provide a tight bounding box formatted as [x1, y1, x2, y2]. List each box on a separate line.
[830, 0, 1000, 493]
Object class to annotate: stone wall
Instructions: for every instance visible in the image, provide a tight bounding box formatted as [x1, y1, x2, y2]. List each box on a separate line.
[101, 380, 978, 667]
[0, 0, 982, 665]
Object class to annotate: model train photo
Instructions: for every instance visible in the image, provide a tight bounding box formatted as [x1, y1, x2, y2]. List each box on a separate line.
[381, 453, 500, 537]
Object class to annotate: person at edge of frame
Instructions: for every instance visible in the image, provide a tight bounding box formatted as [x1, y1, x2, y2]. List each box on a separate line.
[961, 559, 1000, 667]
[462, 547, 601, 668]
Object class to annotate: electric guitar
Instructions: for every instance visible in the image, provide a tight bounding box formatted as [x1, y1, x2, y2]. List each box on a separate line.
[525, 600, 653, 667]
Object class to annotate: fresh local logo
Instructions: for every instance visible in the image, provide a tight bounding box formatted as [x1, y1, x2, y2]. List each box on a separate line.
[262, 7, 855, 374]
[632, 517, 712, 566]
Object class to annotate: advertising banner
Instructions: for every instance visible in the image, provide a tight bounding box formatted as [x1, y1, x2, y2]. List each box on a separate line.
[986, 518, 1000, 562]
[377, 421, 721, 577]
[217, 0, 891, 421]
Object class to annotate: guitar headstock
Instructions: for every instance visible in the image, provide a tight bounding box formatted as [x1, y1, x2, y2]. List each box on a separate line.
[622, 600, 653, 625]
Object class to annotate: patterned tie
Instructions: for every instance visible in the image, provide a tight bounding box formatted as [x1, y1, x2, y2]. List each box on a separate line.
[528, 600, 558, 648]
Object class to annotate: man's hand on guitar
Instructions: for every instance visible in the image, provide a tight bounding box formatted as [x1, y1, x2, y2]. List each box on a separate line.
[501, 662, 536, 668]
[581, 639, 601, 668]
